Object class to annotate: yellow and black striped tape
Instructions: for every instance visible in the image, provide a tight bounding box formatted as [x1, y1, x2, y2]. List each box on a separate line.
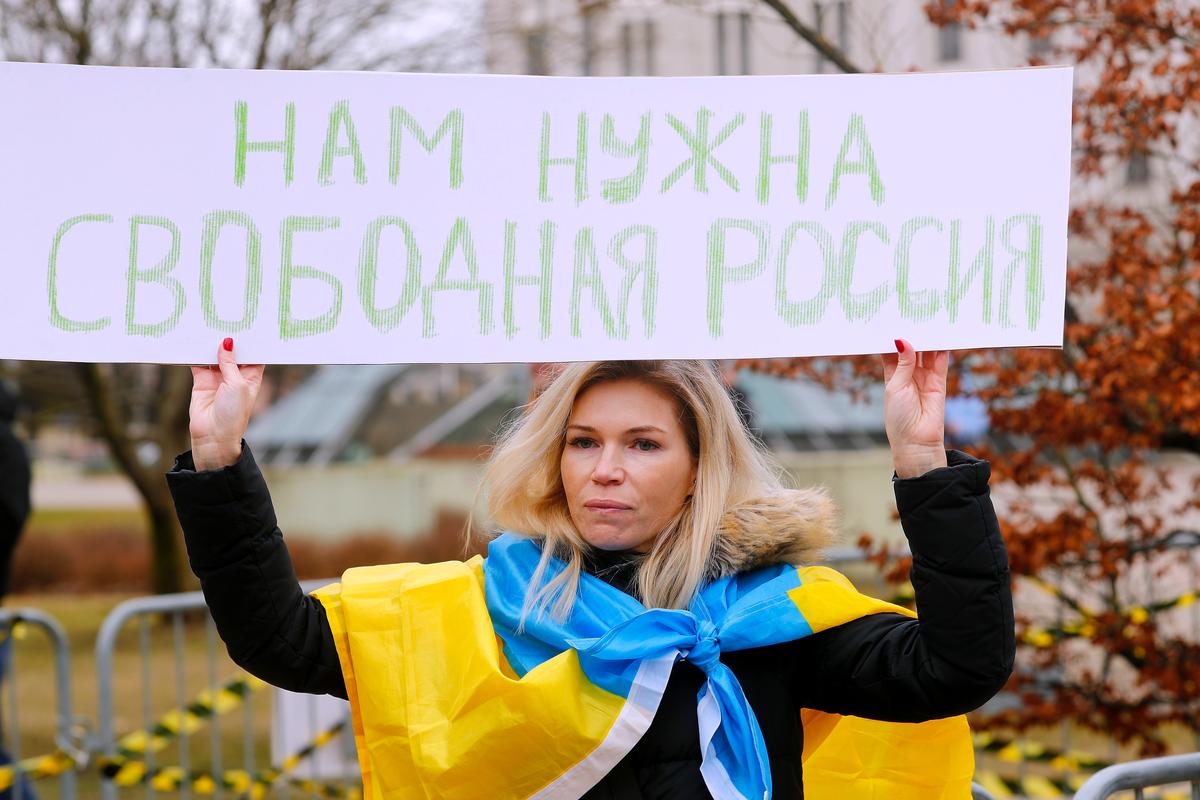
[5, 669, 355, 796]
[0, 619, 29, 646]
[103, 762, 360, 799]
[873, 578, 1196, 651]
[1026, 577, 1198, 624]
[0, 749, 79, 791]
[973, 732, 1113, 772]
[884, 581, 1198, 645]
[974, 770, 1088, 798]
[274, 718, 347, 775]
[101, 720, 357, 799]
[975, 770, 1193, 799]
[885, 585, 915, 607]
[1020, 577, 1198, 652]
[3, 674, 269, 791]
[1129, 590, 1198, 619]
[1020, 620, 1095, 649]
[101, 674, 267, 771]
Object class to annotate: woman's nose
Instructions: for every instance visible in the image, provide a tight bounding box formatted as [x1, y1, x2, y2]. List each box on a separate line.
[591, 447, 625, 483]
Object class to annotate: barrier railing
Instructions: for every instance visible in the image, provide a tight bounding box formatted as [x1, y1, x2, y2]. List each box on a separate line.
[0, 608, 81, 800]
[971, 781, 997, 799]
[1072, 752, 1200, 800]
[93, 579, 348, 800]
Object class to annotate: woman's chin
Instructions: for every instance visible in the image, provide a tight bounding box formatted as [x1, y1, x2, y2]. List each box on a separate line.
[582, 526, 652, 553]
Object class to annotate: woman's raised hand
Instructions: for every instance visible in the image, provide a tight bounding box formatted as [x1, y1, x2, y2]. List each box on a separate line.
[189, 338, 265, 471]
[881, 339, 950, 479]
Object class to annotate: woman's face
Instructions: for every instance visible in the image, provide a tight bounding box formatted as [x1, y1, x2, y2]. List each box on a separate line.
[560, 379, 698, 553]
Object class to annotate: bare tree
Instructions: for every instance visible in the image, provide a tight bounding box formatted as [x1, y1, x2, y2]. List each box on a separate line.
[0, 0, 479, 593]
[650, 0, 862, 73]
[754, 0, 861, 72]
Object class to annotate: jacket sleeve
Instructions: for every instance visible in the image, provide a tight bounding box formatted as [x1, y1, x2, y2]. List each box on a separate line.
[794, 450, 1015, 722]
[166, 443, 347, 699]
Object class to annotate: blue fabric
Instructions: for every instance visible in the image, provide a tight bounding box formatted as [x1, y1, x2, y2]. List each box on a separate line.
[483, 533, 814, 800]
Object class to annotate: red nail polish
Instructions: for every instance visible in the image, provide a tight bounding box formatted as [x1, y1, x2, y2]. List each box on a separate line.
[223, 337, 233, 352]
[894, 339, 904, 353]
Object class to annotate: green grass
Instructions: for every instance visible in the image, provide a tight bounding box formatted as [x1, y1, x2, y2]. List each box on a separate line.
[26, 509, 146, 532]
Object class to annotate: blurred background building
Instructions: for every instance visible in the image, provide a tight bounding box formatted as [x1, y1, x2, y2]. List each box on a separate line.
[485, 0, 1027, 77]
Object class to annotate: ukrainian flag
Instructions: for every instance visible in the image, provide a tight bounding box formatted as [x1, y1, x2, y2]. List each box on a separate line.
[314, 534, 974, 799]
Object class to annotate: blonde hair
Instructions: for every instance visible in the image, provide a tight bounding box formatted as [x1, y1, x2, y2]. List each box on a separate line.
[481, 360, 799, 619]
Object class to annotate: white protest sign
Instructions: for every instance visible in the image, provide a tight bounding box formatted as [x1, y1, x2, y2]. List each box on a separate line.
[0, 63, 1071, 364]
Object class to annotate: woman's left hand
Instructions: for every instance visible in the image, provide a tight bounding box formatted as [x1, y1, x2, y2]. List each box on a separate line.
[882, 339, 949, 479]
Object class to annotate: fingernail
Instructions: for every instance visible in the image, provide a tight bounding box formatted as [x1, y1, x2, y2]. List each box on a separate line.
[894, 339, 905, 354]
[223, 337, 233, 352]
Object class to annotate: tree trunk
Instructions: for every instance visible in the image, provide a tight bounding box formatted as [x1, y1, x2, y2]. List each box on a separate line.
[77, 363, 192, 594]
[146, 479, 188, 594]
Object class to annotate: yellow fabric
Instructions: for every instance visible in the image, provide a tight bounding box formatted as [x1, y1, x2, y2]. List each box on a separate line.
[791, 565, 918, 631]
[801, 712, 974, 799]
[314, 558, 627, 800]
[793, 566, 975, 799]
[315, 560, 977, 800]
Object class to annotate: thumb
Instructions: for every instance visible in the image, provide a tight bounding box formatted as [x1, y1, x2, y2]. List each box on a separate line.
[216, 337, 243, 387]
[888, 339, 916, 389]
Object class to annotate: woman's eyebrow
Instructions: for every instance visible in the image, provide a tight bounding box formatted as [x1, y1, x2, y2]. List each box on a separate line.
[566, 424, 667, 434]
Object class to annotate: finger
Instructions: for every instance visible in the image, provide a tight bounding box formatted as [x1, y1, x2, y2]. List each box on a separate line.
[931, 350, 950, 381]
[914, 349, 950, 388]
[216, 337, 243, 387]
[239, 364, 266, 388]
[190, 365, 211, 385]
[881, 352, 899, 383]
[888, 338, 916, 388]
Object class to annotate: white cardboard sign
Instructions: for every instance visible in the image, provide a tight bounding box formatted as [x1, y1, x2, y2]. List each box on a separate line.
[0, 63, 1072, 364]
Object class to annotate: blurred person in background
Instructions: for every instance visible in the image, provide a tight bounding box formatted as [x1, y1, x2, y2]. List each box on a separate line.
[0, 383, 31, 603]
[0, 380, 35, 800]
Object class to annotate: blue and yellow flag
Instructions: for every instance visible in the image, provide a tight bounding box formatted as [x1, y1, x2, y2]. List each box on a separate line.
[314, 534, 974, 799]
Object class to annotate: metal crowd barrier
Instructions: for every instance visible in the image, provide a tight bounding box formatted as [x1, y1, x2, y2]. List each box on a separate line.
[94, 579, 351, 800]
[1072, 752, 1200, 800]
[971, 782, 997, 799]
[0, 608, 80, 800]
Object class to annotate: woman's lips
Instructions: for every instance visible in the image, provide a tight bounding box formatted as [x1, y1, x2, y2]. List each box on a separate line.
[584, 500, 632, 512]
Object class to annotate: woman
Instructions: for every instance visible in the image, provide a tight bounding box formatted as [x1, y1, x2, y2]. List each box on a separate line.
[168, 339, 1014, 800]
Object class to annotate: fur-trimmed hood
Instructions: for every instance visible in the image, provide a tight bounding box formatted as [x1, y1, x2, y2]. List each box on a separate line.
[707, 488, 839, 579]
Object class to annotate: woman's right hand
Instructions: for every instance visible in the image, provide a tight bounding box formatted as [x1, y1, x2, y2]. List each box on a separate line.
[189, 338, 265, 471]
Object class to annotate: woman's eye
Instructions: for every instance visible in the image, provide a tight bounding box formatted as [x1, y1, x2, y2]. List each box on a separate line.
[633, 439, 661, 452]
[569, 437, 596, 448]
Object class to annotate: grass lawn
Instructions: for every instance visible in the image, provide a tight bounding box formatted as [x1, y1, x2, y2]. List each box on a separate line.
[25, 509, 146, 533]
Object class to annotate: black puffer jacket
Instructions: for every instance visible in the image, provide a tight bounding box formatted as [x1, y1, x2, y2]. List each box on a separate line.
[167, 446, 1014, 799]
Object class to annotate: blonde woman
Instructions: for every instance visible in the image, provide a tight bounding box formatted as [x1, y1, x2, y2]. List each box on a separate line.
[169, 340, 1013, 800]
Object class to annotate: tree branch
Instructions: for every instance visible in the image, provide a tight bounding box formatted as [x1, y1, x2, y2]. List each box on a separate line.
[158, 365, 193, 460]
[759, 0, 862, 74]
[252, 0, 278, 70]
[75, 363, 158, 505]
